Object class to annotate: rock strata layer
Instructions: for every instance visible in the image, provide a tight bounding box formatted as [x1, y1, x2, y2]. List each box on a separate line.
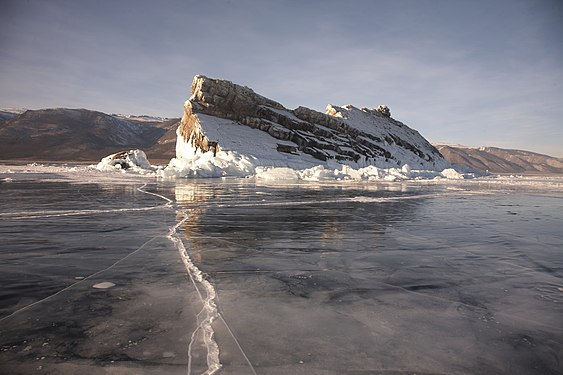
[178, 75, 448, 169]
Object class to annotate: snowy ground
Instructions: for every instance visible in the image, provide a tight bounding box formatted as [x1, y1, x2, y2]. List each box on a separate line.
[0, 163, 562, 374]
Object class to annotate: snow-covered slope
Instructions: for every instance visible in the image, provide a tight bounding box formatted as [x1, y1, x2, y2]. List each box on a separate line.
[0, 108, 26, 123]
[164, 75, 448, 177]
[325, 104, 447, 169]
[113, 114, 169, 123]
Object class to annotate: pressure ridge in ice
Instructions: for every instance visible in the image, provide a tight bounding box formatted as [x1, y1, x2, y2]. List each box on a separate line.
[91, 140, 470, 181]
[91, 141, 471, 181]
[155, 135, 470, 180]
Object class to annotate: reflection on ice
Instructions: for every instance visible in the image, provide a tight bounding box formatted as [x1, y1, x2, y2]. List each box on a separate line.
[172, 180, 563, 375]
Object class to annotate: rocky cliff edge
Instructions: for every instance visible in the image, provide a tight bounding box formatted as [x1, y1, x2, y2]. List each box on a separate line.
[176, 75, 448, 170]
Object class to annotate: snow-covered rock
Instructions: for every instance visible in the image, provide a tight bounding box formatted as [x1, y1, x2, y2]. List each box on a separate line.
[176, 75, 449, 170]
[157, 75, 460, 181]
[96, 149, 154, 173]
[376, 105, 391, 117]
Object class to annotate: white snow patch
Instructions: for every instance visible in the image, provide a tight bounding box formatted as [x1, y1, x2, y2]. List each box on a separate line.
[96, 149, 155, 174]
[440, 168, 465, 180]
[92, 282, 116, 289]
[255, 167, 300, 181]
[191, 114, 318, 166]
[162, 143, 477, 181]
[161, 114, 468, 180]
[0, 108, 27, 115]
[113, 114, 168, 122]
[327, 105, 451, 170]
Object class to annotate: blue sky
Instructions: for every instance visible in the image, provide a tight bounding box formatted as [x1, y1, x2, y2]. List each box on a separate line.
[1, 0, 562, 156]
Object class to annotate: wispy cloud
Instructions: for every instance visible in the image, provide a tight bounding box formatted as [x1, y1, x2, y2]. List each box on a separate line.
[1, 0, 562, 156]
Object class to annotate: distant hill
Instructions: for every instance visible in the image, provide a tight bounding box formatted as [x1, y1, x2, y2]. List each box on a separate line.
[2, 107, 560, 174]
[435, 144, 563, 174]
[0, 108, 179, 162]
[0, 108, 25, 123]
[144, 123, 179, 161]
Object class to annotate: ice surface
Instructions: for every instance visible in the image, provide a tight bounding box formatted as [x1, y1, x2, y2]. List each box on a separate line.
[0, 164, 562, 374]
[169, 180, 563, 375]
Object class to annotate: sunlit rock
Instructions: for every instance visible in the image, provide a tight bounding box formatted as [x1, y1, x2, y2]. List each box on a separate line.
[175, 75, 447, 172]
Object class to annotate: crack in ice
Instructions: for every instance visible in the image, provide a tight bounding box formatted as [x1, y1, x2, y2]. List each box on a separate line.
[0, 235, 163, 323]
[141, 184, 224, 374]
[0, 183, 173, 219]
[0, 184, 171, 322]
[168, 215, 222, 375]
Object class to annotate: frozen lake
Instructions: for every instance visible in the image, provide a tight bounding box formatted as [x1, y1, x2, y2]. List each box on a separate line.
[0, 165, 562, 374]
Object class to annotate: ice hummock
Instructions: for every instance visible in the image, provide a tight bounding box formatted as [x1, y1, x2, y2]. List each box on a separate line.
[92, 127, 473, 181]
[156, 127, 473, 180]
[91, 141, 472, 181]
[160, 154, 473, 181]
[96, 149, 155, 174]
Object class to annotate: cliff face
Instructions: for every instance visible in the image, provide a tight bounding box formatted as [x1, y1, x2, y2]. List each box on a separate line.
[177, 75, 448, 170]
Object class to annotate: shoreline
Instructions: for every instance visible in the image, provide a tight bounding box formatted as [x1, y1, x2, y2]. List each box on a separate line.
[1, 159, 562, 177]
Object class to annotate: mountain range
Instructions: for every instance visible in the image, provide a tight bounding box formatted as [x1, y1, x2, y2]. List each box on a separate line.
[1, 106, 561, 174]
[0, 108, 179, 162]
[435, 144, 563, 174]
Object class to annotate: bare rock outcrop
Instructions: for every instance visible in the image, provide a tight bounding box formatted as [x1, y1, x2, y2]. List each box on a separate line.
[376, 105, 391, 117]
[177, 75, 448, 169]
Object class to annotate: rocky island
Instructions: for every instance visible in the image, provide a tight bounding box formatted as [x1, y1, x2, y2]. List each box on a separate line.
[165, 75, 449, 177]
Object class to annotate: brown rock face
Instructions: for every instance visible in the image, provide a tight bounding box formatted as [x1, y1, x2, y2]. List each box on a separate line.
[179, 76, 286, 154]
[376, 105, 391, 117]
[178, 75, 446, 167]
